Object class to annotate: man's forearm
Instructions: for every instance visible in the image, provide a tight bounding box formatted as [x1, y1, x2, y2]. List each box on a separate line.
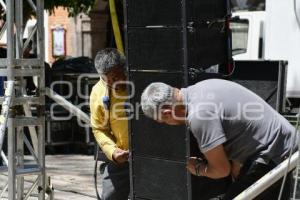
[93, 129, 117, 161]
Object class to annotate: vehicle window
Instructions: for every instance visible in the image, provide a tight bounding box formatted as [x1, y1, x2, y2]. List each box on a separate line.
[231, 0, 265, 11]
[231, 20, 249, 56]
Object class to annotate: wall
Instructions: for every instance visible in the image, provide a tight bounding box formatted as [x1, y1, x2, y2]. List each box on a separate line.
[47, 0, 109, 64]
[47, 7, 75, 64]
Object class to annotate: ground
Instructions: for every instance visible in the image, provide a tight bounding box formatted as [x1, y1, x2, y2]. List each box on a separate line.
[0, 155, 100, 200]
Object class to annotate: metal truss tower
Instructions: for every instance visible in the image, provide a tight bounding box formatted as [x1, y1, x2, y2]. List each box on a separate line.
[0, 0, 46, 199]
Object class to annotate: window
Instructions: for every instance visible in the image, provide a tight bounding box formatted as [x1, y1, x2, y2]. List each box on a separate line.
[231, 0, 265, 11]
[231, 20, 249, 56]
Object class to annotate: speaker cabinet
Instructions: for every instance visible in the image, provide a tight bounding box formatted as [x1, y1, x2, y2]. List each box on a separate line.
[128, 28, 183, 70]
[186, 0, 229, 21]
[126, 0, 231, 71]
[133, 157, 188, 200]
[130, 72, 186, 161]
[230, 60, 287, 113]
[126, 0, 230, 27]
[126, 0, 182, 26]
[187, 27, 229, 68]
[126, 1, 232, 199]
[131, 114, 186, 161]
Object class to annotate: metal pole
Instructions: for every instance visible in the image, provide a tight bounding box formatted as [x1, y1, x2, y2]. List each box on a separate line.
[181, 0, 192, 199]
[23, 103, 39, 154]
[0, 183, 8, 198]
[6, 1, 16, 199]
[6, 0, 14, 81]
[0, 81, 14, 153]
[36, 0, 46, 198]
[0, 0, 6, 11]
[45, 88, 91, 124]
[8, 118, 16, 200]
[0, 22, 7, 40]
[23, 24, 37, 51]
[16, 127, 24, 200]
[1, 150, 8, 166]
[18, 0, 39, 155]
[123, 1, 135, 198]
[37, 124, 45, 200]
[15, 0, 23, 59]
[84, 81, 90, 143]
[24, 134, 40, 164]
[26, 0, 37, 12]
[233, 151, 299, 200]
[24, 177, 39, 200]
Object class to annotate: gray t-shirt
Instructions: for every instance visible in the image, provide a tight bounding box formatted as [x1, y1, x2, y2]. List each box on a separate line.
[182, 79, 298, 164]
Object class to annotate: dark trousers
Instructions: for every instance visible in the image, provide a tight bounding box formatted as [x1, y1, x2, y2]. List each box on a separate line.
[100, 161, 130, 200]
[223, 160, 292, 200]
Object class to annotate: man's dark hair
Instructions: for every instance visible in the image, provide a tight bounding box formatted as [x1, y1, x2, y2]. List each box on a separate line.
[94, 48, 126, 74]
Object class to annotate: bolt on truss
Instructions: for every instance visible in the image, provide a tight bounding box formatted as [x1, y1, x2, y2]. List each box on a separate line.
[0, 0, 50, 199]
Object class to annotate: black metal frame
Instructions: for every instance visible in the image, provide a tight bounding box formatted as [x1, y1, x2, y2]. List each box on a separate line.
[277, 61, 288, 113]
[123, 1, 135, 198]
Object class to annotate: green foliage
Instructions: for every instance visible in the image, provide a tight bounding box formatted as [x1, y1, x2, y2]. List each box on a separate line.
[0, 0, 97, 19]
[45, 0, 97, 16]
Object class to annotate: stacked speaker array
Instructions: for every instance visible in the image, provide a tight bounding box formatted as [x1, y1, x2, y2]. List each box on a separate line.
[125, 1, 231, 199]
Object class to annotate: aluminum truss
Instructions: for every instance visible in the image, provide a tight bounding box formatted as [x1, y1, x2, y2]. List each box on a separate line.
[0, 0, 47, 199]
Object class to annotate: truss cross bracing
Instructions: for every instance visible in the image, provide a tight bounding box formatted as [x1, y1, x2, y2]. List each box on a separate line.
[0, 0, 46, 199]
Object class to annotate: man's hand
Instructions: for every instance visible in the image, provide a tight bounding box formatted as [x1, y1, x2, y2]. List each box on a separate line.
[112, 148, 129, 164]
[188, 145, 231, 179]
[186, 157, 206, 176]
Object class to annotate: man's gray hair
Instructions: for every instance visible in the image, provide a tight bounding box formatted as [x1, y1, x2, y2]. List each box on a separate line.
[141, 82, 174, 119]
[94, 48, 126, 74]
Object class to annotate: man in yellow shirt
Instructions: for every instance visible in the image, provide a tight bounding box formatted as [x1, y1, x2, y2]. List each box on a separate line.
[90, 48, 129, 200]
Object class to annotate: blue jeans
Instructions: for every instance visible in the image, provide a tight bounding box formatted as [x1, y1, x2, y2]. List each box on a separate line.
[100, 161, 130, 200]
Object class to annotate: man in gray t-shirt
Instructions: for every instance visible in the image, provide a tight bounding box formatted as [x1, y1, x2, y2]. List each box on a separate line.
[140, 79, 298, 200]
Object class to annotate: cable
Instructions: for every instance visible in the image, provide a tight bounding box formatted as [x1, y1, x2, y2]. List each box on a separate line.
[293, 117, 300, 199]
[277, 111, 300, 200]
[94, 148, 102, 200]
[222, 60, 236, 78]
[294, 0, 300, 29]
[278, 1, 300, 198]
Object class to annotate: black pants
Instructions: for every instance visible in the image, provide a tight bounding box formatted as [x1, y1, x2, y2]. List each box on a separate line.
[100, 162, 130, 200]
[223, 160, 292, 200]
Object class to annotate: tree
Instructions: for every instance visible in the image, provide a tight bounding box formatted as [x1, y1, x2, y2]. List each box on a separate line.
[45, 0, 97, 16]
[0, 0, 97, 20]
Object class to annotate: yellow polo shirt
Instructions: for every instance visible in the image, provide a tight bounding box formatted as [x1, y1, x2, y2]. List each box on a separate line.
[89, 79, 129, 161]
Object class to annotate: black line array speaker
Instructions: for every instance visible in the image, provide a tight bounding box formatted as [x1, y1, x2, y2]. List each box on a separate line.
[126, 0, 232, 70]
[125, 1, 232, 199]
[183, 60, 288, 113]
[130, 72, 186, 161]
[230, 60, 288, 113]
[129, 72, 189, 200]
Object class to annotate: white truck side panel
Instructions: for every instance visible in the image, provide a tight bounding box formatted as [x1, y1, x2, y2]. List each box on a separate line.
[265, 0, 300, 98]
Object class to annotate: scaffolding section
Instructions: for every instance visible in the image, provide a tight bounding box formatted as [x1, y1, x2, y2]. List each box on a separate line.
[0, 0, 47, 199]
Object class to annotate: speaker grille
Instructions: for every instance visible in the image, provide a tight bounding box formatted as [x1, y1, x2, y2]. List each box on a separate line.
[128, 28, 183, 70]
[133, 157, 188, 200]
